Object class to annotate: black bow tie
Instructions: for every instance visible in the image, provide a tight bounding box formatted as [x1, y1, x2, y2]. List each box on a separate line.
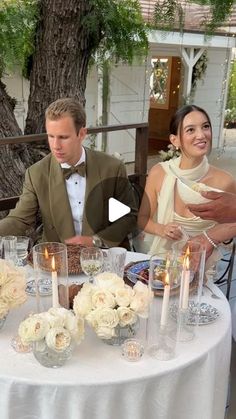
[62, 162, 86, 179]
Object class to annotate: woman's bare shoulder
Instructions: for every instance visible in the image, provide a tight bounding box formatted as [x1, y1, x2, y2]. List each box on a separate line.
[146, 163, 166, 191]
[208, 165, 236, 192]
[148, 162, 166, 177]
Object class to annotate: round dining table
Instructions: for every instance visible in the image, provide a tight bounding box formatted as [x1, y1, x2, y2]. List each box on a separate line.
[0, 252, 232, 419]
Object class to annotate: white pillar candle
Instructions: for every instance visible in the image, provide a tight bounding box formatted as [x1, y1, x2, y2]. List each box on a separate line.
[51, 256, 59, 308]
[181, 252, 190, 310]
[160, 272, 170, 327]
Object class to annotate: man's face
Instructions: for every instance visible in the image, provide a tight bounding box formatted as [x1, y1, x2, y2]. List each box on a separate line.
[46, 115, 87, 166]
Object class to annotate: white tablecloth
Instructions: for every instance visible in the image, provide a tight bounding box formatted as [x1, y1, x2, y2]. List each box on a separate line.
[0, 252, 232, 419]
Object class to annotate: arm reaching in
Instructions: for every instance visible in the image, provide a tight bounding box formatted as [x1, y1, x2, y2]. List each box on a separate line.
[188, 191, 236, 223]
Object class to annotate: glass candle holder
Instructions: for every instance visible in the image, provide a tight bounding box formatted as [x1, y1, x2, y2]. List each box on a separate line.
[147, 251, 181, 360]
[122, 338, 144, 362]
[172, 240, 206, 342]
[33, 242, 68, 312]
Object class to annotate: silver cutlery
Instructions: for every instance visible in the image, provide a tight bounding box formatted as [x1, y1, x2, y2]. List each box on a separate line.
[204, 284, 221, 299]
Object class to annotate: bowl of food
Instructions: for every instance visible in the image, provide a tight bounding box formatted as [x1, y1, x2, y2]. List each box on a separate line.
[177, 178, 222, 204]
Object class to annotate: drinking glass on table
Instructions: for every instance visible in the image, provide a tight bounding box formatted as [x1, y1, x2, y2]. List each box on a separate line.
[16, 236, 30, 266]
[80, 247, 103, 283]
[2, 235, 17, 264]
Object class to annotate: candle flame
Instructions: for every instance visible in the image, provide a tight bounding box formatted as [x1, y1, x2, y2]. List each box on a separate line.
[51, 255, 56, 271]
[184, 247, 190, 270]
[165, 271, 169, 286]
[44, 247, 49, 259]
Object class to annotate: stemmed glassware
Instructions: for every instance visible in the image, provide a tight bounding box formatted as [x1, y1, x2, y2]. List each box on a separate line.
[80, 247, 104, 283]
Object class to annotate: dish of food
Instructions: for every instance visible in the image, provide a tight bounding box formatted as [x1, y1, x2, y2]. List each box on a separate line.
[125, 259, 180, 290]
[177, 178, 222, 205]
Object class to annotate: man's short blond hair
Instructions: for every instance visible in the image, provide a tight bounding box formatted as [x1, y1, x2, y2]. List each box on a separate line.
[45, 97, 86, 133]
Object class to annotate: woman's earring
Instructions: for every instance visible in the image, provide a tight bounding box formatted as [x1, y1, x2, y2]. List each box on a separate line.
[175, 146, 179, 151]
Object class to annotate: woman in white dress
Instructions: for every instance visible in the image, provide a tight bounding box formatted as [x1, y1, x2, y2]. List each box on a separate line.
[137, 105, 236, 267]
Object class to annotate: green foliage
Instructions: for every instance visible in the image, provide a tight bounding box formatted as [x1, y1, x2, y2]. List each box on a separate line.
[195, 0, 234, 33]
[153, 0, 235, 34]
[153, 0, 185, 32]
[227, 60, 236, 110]
[0, 0, 38, 78]
[83, 0, 148, 65]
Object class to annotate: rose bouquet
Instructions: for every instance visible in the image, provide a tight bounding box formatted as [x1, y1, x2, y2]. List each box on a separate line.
[73, 272, 153, 341]
[0, 259, 27, 321]
[18, 307, 85, 352]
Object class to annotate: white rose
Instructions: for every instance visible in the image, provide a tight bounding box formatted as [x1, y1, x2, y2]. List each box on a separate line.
[117, 307, 137, 327]
[18, 315, 49, 344]
[43, 307, 70, 328]
[64, 311, 84, 343]
[87, 307, 119, 331]
[91, 289, 116, 309]
[114, 286, 134, 307]
[130, 293, 149, 318]
[96, 326, 116, 340]
[80, 282, 96, 295]
[73, 292, 92, 317]
[95, 272, 125, 293]
[0, 300, 9, 319]
[1, 278, 27, 308]
[45, 327, 71, 352]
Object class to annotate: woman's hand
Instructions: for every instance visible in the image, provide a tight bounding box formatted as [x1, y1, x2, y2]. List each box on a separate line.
[161, 223, 183, 241]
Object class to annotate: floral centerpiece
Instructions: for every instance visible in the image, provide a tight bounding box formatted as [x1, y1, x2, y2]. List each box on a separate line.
[73, 272, 153, 343]
[18, 307, 85, 367]
[0, 259, 27, 325]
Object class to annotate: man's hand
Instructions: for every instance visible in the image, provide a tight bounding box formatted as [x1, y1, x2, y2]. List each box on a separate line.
[188, 191, 236, 223]
[65, 235, 93, 246]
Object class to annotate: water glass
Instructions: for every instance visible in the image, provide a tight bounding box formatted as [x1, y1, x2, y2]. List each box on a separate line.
[3, 236, 17, 263]
[16, 236, 30, 266]
[80, 247, 103, 283]
[107, 247, 127, 278]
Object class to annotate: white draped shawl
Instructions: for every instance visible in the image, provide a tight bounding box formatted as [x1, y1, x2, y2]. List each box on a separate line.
[143, 156, 220, 267]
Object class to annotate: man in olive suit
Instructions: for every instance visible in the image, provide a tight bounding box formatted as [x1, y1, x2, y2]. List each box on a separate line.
[0, 98, 137, 248]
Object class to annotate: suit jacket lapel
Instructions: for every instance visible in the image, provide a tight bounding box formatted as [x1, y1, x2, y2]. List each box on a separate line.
[49, 156, 75, 241]
[82, 148, 104, 235]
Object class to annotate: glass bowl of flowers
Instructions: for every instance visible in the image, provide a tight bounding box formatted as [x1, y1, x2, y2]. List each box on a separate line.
[73, 272, 153, 346]
[0, 259, 27, 329]
[18, 307, 84, 367]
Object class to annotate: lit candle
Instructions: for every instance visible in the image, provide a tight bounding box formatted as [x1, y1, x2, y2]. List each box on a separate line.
[122, 338, 144, 362]
[51, 256, 59, 308]
[180, 248, 190, 310]
[160, 271, 170, 327]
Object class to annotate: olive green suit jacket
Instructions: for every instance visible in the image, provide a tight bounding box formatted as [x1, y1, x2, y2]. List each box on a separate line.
[0, 148, 137, 247]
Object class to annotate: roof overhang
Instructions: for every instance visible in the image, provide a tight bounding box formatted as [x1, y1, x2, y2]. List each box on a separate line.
[148, 30, 236, 49]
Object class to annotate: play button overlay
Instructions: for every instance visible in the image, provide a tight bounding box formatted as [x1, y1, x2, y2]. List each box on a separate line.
[108, 198, 131, 222]
[84, 176, 150, 243]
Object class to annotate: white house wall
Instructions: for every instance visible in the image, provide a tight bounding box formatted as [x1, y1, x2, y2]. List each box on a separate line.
[2, 67, 98, 136]
[192, 48, 232, 148]
[106, 61, 150, 162]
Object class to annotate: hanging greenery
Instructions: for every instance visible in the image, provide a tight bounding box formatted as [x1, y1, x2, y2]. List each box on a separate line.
[152, 0, 235, 34]
[153, 0, 185, 32]
[195, 0, 234, 33]
[0, 0, 38, 78]
[191, 51, 208, 94]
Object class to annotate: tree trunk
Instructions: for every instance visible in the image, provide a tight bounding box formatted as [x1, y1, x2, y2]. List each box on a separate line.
[25, 0, 99, 134]
[0, 80, 32, 206]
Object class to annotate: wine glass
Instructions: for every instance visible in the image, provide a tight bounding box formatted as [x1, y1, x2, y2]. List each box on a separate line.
[80, 247, 103, 283]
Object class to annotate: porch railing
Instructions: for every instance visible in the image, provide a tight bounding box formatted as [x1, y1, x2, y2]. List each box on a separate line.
[0, 122, 149, 212]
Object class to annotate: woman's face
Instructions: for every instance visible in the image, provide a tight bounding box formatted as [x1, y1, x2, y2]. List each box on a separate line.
[176, 110, 212, 158]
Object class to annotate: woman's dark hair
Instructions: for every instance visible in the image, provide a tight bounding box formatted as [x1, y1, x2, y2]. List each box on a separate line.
[169, 104, 212, 136]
